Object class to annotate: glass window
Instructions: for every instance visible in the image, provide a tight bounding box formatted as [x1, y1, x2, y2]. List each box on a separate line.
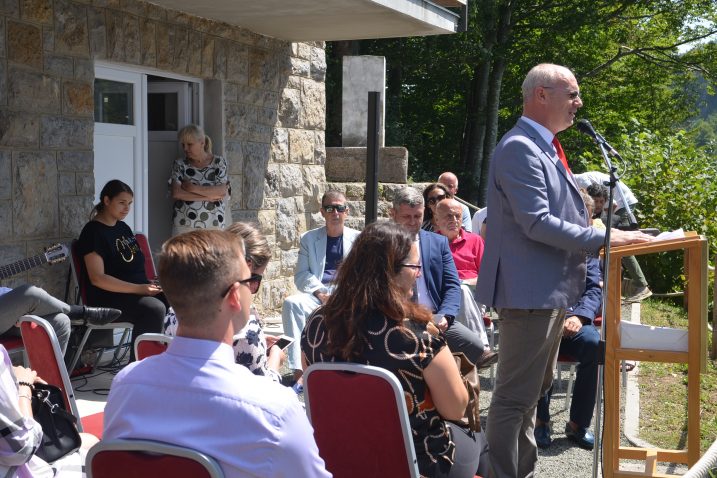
[148, 93, 179, 131]
[94, 79, 134, 125]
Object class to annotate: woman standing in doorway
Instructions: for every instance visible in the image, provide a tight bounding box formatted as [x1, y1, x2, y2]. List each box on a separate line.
[170, 124, 230, 235]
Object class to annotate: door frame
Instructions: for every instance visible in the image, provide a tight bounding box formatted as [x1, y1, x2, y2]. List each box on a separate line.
[93, 61, 203, 235]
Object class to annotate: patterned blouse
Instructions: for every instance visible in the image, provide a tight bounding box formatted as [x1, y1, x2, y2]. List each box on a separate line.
[163, 306, 281, 383]
[170, 155, 229, 229]
[301, 310, 455, 477]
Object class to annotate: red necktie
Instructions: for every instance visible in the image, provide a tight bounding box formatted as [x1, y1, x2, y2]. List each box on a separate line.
[552, 136, 571, 174]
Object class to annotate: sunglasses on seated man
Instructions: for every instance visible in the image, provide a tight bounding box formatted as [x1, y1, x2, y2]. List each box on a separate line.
[322, 204, 348, 213]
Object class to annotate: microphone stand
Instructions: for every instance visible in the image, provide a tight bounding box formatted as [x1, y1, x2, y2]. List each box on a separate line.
[592, 139, 629, 478]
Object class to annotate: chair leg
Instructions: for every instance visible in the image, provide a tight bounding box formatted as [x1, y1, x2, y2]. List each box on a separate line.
[67, 328, 93, 374]
[564, 363, 576, 411]
[111, 327, 132, 363]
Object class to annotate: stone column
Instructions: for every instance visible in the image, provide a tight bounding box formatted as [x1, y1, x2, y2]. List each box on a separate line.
[341, 56, 385, 147]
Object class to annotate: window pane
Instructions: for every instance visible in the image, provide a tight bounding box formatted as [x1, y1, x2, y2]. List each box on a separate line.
[148, 93, 179, 131]
[94, 79, 134, 125]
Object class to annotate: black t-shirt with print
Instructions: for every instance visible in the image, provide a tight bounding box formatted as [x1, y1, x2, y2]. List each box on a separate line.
[77, 220, 147, 304]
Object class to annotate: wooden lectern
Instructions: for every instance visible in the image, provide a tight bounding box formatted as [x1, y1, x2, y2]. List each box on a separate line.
[603, 233, 709, 477]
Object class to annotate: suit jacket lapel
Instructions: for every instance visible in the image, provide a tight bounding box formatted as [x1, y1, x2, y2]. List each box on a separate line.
[315, 227, 328, 276]
[516, 118, 581, 194]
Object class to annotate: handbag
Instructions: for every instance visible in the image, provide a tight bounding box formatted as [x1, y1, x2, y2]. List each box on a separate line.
[452, 352, 482, 433]
[30, 383, 82, 463]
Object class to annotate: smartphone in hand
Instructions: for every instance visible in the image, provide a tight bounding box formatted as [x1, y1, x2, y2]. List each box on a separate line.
[273, 335, 295, 350]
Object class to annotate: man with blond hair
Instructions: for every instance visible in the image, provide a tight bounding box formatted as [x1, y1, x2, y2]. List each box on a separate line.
[477, 63, 652, 477]
[104, 230, 329, 478]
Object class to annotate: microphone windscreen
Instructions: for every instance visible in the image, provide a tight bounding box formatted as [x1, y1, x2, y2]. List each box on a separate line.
[576, 119, 597, 139]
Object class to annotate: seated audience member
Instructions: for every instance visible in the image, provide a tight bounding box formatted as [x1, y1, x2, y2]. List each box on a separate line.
[434, 198, 496, 360]
[164, 222, 284, 382]
[438, 172, 472, 232]
[535, 255, 601, 450]
[302, 221, 489, 478]
[389, 187, 495, 369]
[104, 231, 329, 478]
[0, 285, 120, 355]
[77, 180, 166, 362]
[585, 182, 650, 301]
[421, 183, 452, 232]
[1, 345, 98, 477]
[471, 207, 488, 239]
[281, 191, 360, 388]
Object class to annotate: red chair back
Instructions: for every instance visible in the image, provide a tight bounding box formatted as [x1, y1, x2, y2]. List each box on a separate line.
[134, 232, 157, 281]
[134, 333, 173, 360]
[304, 363, 419, 478]
[19, 316, 82, 425]
[87, 439, 224, 478]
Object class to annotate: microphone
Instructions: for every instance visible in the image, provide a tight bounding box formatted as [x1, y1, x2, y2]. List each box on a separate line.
[576, 119, 621, 158]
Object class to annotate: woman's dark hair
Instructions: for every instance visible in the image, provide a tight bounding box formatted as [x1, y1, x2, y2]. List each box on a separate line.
[422, 182, 452, 222]
[319, 221, 432, 361]
[90, 179, 133, 219]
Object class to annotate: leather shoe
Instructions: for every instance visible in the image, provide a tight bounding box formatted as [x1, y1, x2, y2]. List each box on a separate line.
[475, 350, 498, 369]
[83, 307, 122, 326]
[564, 423, 595, 450]
[534, 423, 552, 449]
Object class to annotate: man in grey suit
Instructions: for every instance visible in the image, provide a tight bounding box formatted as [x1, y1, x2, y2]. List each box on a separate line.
[282, 191, 360, 386]
[476, 63, 652, 477]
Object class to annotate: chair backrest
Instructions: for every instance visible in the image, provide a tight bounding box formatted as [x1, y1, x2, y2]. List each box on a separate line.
[134, 333, 173, 360]
[304, 362, 419, 478]
[19, 315, 82, 430]
[87, 439, 224, 478]
[134, 232, 157, 281]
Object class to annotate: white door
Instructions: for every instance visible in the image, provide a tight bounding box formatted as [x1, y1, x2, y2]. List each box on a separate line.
[93, 66, 146, 232]
[147, 81, 192, 252]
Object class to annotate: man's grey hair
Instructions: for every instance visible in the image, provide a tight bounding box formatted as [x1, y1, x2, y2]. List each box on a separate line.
[392, 187, 424, 209]
[522, 63, 574, 102]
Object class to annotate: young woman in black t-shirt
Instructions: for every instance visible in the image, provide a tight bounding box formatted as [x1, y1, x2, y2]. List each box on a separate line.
[77, 180, 166, 361]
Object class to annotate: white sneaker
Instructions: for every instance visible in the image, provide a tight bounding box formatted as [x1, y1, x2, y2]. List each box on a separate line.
[624, 286, 652, 303]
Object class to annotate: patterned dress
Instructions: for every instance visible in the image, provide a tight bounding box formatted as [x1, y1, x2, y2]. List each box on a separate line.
[301, 310, 456, 477]
[163, 306, 281, 383]
[170, 155, 229, 229]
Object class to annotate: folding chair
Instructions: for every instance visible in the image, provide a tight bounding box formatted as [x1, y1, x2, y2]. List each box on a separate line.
[304, 362, 420, 478]
[19, 315, 104, 437]
[87, 439, 224, 478]
[134, 333, 173, 361]
[66, 239, 134, 373]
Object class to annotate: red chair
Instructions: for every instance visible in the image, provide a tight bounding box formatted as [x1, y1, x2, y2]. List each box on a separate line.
[304, 362, 420, 478]
[134, 232, 157, 281]
[66, 240, 134, 373]
[19, 315, 103, 437]
[87, 439, 224, 478]
[134, 333, 173, 361]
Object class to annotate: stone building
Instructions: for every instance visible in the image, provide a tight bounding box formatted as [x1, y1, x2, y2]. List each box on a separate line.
[0, 0, 465, 316]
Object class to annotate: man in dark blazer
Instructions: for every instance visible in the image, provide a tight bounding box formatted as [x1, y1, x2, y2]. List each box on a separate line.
[390, 187, 496, 367]
[476, 63, 652, 477]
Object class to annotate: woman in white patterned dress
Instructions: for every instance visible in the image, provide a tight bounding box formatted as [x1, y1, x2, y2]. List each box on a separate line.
[170, 124, 230, 235]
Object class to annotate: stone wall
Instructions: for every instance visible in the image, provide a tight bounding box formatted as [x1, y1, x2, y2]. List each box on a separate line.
[0, 0, 326, 316]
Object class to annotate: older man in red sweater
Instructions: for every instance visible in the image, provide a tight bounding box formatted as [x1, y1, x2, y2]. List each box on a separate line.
[435, 198, 496, 364]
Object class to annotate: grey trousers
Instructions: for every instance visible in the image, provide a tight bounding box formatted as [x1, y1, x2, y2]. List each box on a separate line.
[486, 308, 566, 478]
[0, 284, 72, 355]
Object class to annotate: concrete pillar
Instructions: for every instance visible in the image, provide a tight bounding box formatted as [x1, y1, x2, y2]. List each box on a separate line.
[341, 56, 385, 147]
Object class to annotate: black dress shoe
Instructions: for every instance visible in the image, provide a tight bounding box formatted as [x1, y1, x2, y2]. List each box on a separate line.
[83, 307, 122, 326]
[475, 350, 499, 369]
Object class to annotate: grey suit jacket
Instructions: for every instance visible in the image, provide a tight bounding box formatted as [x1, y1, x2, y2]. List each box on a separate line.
[476, 117, 605, 309]
[294, 225, 361, 293]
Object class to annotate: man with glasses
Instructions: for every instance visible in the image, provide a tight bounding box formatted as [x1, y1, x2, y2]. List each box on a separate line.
[389, 187, 492, 368]
[104, 230, 330, 477]
[477, 63, 652, 477]
[438, 172, 472, 232]
[281, 191, 360, 390]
